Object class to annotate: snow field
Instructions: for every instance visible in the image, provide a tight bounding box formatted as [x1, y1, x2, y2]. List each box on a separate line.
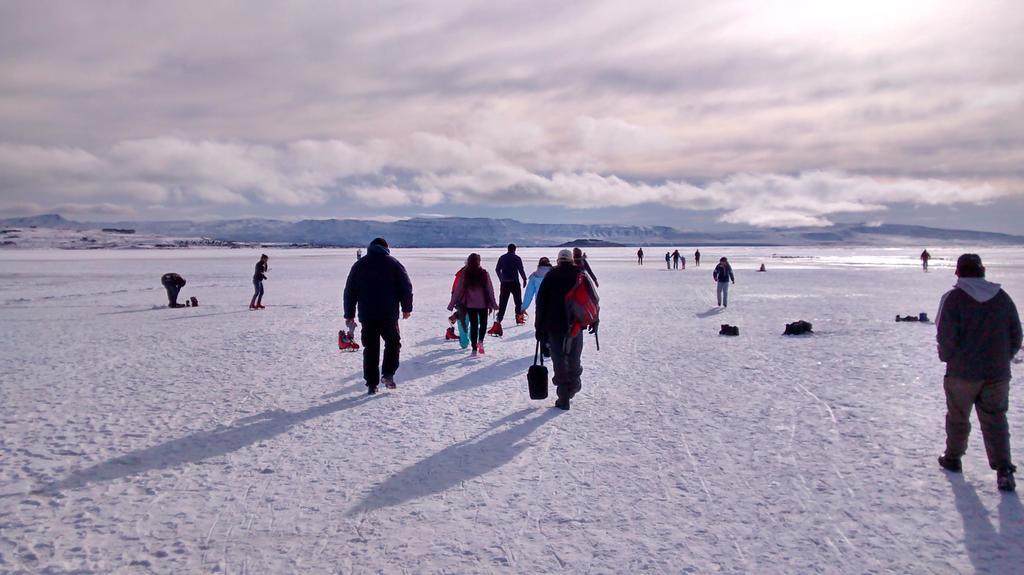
[1, 246, 1022, 573]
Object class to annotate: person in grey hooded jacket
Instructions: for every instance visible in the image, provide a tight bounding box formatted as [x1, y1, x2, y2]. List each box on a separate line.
[936, 253, 1022, 491]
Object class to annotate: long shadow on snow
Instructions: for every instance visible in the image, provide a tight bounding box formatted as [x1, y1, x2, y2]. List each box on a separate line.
[347, 407, 560, 515]
[946, 473, 1024, 571]
[428, 355, 532, 396]
[40, 393, 376, 492]
[695, 307, 724, 319]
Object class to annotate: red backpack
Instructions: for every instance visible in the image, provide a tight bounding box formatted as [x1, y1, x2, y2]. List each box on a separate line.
[564, 271, 600, 338]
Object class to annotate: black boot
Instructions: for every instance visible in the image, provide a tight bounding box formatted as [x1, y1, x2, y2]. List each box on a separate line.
[997, 464, 1017, 492]
[938, 455, 962, 473]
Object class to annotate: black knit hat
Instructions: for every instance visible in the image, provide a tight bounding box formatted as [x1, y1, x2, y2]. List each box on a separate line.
[955, 253, 984, 278]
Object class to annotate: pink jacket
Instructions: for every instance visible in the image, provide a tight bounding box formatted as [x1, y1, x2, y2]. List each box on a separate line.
[448, 270, 498, 311]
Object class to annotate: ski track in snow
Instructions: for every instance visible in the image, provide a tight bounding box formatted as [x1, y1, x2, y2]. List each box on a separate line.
[1, 246, 1023, 573]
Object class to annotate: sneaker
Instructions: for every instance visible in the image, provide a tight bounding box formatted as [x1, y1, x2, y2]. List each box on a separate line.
[554, 398, 570, 411]
[471, 346, 478, 355]
[367, 385, 378, 395]
[383, 376, 396, 390]
[938, 455, 962, 473]
[997, 465, 1017, 492]
[478, 342, 485, 355]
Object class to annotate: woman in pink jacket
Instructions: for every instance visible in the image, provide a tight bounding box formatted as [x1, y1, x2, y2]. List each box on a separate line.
[448, 253, 498, 355]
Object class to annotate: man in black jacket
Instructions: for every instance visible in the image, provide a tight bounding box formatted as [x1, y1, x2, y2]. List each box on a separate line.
[535, 249, 594, 410]
[494, 243, 528, 329]
[161, 272, 187, 308]
[936, 253, 1022, 491]
[343, 238, 414, 394]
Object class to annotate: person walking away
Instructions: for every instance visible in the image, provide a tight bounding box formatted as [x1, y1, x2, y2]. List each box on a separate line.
[356, 248, 362, 260]
[680, 255, 686, 270]
[161, 273, 187, 308]
[713, 257, 735, 307]
[936, 253, 1022, 491]
[250, 254, 268, 310]
[637, 248, 644, 265]
[694, 249, 701, 267]
[921, 249, 931, 271]
[665, 252, 671, 270]
[672, 250, 680, 270]
[522, 257, 553, 312]
[536, 249, 597, 410]
[449, 253, 498, 355]
[343, 238, 413, 394]
[491, 243, 528, 333]
[573, 248, 599, 287]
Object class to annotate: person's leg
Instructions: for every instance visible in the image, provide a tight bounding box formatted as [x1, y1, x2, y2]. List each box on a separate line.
[944, 376, 982, 461]
[468, 308, 481, 350]
[566, 331, 584, 398]
[496, 282, 512, 322]
[722, 282, 729, 307]
[476, 310, 487, 344]
[975, 378, 1012, 470]
[250, 279, 259, 308]
[381, 320, 402, 379]
[255, 280, 264, 306]
[548, 333, 571, 406]
[716, 282, 724, 306]
[361, 320, 383, 389]
[512, 283, 523, 316]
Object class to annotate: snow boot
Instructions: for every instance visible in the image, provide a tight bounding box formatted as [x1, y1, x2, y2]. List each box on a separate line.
[190, 296, 199, 307]
[383, 376, 396, 390]
[445, 326, 459, 341]
[338, 330, 360, 352]
[367, 385, 378, 395]
[487, 321, 503, 337]
[478, 342, 486, 355]
[516, 312, 527, 325]
[555, 398, 570, 411]
[938, 455, 962, 473]
[997, 465, 1017, 492]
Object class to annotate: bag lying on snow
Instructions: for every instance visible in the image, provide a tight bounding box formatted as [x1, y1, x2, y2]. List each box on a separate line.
[783, 320, 813, 335]
[895, 312, 929, 322]
[719, 324, 739, 336]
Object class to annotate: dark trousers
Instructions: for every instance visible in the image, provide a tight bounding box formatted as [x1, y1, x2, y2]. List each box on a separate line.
[162, 281, 181, 306]
[496, 281, 522, 322]
[251, 279, 264, 305]
[944, 376, 1013, 470]
[360, 320, 401, 388]
[638, 255, 643, 265]
[548, 332, 583, 403]
[466, 308, 488, 347]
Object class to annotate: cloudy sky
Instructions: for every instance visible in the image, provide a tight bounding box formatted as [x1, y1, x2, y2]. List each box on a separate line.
[1, 1, 1022, 232]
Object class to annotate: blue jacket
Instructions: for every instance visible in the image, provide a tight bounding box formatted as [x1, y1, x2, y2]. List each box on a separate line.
[522, 266, 551, 309]
[343, 243, 413, 321]
[495, 252, 527, 285]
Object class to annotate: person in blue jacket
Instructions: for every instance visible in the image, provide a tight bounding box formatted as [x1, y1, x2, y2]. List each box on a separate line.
[343, 238, 413, 394]
[522, 257, 553, 311]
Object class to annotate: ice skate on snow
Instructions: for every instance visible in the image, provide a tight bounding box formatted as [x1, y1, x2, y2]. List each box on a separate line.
[487, 317, 503, 335]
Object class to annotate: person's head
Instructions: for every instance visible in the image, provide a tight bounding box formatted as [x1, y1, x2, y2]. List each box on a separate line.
[466, 252, 482, 269]
[955, 253, 985, 278]
[557, 249, 574, 266]
[573, 247, 582, 258]
[537, 257, 551, 268]
[720, 257, 727, 263]
[370, 237, 388, 248]
[260, 253, 268, 262]
[507, 243, 517, 253]
[464, 252, 485, 286]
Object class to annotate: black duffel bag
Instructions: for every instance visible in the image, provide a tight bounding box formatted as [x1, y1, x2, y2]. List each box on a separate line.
[528, 341, 549, 400]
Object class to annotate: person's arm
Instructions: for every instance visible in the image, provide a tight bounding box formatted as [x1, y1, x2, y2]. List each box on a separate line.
[1007, 296, 1022, 357]
[343, 265, 359, 320]
[495, 256, 504, 281]
[448, 274, 465, 311]
[729, 267, 735, 283]
[397, 262, 413, 318]
[517, 257, 527, 285]
[486, 273, 499, 311]
[936, 292, 958, 362]
[584, 260, 599, 287]
[534, 275, 550, 337]
[522, 276, 539, 309]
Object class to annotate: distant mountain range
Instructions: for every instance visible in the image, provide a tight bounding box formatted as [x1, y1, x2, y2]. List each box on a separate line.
[2, 214, 1022, 248]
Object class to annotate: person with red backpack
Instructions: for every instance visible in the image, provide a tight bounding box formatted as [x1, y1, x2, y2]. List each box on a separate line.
[535, 249, 599, 410]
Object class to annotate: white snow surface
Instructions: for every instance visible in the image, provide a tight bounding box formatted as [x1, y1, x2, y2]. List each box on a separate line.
[2, 246, 1023, 574]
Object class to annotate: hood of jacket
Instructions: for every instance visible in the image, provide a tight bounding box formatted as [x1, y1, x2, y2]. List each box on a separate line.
[955, 277, 1001, 303]
[367, 242, 391, 257]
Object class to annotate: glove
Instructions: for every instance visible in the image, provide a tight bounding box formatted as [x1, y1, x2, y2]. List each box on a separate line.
[588, 319, 600, 334]
[345, 318, 357, 331]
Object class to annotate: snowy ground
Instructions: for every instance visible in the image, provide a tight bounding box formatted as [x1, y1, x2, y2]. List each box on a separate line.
[2, 246, 1023, 574]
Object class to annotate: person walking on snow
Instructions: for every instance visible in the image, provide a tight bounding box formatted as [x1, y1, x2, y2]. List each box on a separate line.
[343, 238, 414, 395]
[921, 249, 932, 271]
[713, 257, 735, 307]
[522, 257, 553, 311]
[637, 248, 644, 265]
[574, 248, 599, 287]
[936, 253, 1022, 491]
[694, 249, 701, 267]
[491, 244, 528, 334]
[665, 252, 671, 270]
[672, 250, 680, 270]
[250, 254, 268, 310]
[161, 273, 187, 308]
[448, 253, 498, 355]
[680, 255, 686, 270]
[536, 249, 597, 410]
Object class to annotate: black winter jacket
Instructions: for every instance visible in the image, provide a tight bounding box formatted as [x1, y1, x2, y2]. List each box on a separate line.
[254, 261, 267, 281]
[535, 262, 580, 336]
[713, 263, 734, 283]
[937, 281, 1022, 381]
[343, 243, 413, 321]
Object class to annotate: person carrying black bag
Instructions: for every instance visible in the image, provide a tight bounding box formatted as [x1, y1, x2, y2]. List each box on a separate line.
[527, 341, 548, 400]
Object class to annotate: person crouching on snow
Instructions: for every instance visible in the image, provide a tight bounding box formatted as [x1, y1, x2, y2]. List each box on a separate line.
[161, 272, 187, 308]
[448, 253, 498, 355]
